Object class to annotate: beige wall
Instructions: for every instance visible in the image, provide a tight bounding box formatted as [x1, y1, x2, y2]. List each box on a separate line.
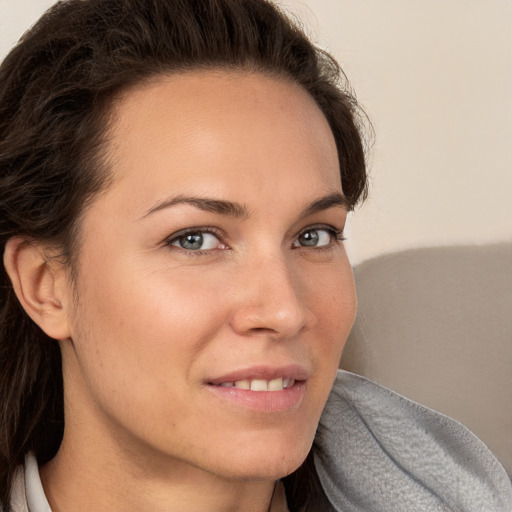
[2, 0, 511, 264]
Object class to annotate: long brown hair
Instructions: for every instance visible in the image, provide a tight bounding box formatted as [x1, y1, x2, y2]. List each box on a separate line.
[0, 0, 368, 509]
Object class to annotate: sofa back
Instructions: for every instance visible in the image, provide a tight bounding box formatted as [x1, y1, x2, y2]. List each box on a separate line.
[341, 243, 512, 476]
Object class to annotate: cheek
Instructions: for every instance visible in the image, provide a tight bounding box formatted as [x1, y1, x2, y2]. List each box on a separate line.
[307, 260, 356, 349]
[82, 255, 226, 333]
[300, 259, 356, 407]
[69, 261, 229, 404]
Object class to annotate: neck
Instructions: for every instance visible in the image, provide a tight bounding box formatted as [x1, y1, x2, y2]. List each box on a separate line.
[41, 437, 279, 512]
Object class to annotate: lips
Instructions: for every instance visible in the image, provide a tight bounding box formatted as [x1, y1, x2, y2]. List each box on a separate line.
[206, 364, 309, 387]
[206, 365, 308, 412]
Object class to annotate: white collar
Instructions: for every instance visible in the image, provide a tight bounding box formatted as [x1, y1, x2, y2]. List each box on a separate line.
[24, 454, 52, 512]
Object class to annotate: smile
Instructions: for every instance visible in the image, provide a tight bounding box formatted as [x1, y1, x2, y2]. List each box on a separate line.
[206, 366, 308, 413]
[217, 377, 296, 391]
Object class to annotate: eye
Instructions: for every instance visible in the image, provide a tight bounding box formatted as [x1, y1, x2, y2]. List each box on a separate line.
[168, 230, 225, 251]
[293, 227, 339, 248]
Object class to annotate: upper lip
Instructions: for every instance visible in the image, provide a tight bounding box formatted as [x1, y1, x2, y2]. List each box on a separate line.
[206, 364, 309, 385]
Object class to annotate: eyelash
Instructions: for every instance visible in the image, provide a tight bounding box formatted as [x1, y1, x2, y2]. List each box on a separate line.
[294, 225, 346, 249]
[163, 224, 346, 256]
[163, 226, 226, 257]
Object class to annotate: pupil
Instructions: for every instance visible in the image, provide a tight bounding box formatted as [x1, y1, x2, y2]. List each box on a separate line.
[181, 233, 203, 250]
[300, 230, 318, 246]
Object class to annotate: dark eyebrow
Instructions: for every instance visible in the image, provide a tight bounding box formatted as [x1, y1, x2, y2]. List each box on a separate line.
[140, 191, 348, 221]
[299, 192, 349, 218]
[140, 194, 249, 220]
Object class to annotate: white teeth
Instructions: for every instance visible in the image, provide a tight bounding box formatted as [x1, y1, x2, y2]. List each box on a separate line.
[234, 380, 250, 390]
[268, 378, 284, 391]
[218, 377, 296, 391]
[250, 379, 268, 391]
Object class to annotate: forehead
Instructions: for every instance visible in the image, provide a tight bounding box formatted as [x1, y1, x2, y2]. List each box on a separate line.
[105, 70, 341, 210]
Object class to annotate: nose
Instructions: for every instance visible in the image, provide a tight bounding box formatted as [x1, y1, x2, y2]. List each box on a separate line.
[229, 253, 313, 339]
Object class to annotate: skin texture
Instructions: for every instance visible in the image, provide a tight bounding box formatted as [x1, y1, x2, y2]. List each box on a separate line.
[10, 71, 357, 511]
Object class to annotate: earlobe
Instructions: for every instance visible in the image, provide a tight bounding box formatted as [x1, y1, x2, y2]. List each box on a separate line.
[3, 237, 72, 341]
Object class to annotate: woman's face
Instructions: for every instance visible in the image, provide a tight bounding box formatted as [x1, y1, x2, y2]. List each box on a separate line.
[61, 71, 356, 481]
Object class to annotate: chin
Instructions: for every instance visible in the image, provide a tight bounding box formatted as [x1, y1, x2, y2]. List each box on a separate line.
[211, 431, 314, 482]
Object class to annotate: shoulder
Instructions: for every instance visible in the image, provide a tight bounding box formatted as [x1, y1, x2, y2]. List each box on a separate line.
[314, 370, 512, 512]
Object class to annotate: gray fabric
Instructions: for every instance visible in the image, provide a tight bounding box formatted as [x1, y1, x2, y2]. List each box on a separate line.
[341, 243, 512, 476]
[315, 371, 512, 512]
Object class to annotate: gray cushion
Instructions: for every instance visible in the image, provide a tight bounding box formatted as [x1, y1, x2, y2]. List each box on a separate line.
[341, 243, 512, 477]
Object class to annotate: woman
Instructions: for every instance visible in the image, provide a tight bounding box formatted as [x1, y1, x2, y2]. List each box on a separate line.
[0, 1, 510, 511]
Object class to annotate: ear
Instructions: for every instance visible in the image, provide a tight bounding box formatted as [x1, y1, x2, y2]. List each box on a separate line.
[3, 237, 72, 341]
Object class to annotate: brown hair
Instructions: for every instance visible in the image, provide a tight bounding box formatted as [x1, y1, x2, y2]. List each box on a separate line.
[0, 0, 368, 509]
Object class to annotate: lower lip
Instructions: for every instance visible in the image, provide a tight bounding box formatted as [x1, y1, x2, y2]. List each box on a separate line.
[207, 381, 306, 413]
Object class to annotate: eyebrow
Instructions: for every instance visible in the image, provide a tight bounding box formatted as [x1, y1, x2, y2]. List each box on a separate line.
[140, 191, 348, 220]
[299, 192, 349, 218]
[140, 194, 249, 220]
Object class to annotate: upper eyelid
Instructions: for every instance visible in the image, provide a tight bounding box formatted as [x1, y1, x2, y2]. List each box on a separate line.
[296, 223, 343, 237]
[163, 226, 225, 245]
[294, 225, 344, 244]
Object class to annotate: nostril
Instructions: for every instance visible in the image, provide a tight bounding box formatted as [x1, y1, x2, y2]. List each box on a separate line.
[246, 326, 281, 337]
